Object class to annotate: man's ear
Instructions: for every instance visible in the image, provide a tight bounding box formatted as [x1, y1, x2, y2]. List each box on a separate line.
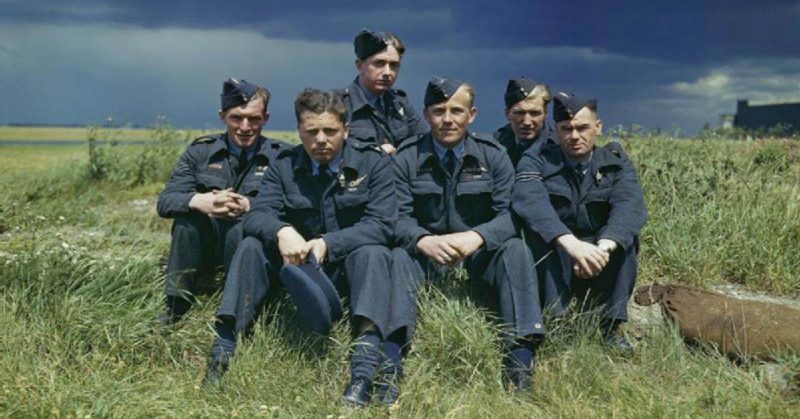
[596, 118, 603, 136]
[468, 107, 478, 125]
[218, 109, 225, 122]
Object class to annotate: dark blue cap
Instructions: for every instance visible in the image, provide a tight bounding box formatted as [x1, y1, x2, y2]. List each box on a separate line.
[279, 253, 343, 334]
[354, 29, 389, 60]
[552, 91, 597, 123]
[504, 77, 540, 108]
[424, 76, 464, 108]
[221, 78, 261, 111]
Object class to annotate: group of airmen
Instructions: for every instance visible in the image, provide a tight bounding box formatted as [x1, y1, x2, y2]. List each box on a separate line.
[156, 29, 647, 407]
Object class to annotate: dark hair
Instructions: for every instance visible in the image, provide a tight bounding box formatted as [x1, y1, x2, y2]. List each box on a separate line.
[294, 88, 348, 125]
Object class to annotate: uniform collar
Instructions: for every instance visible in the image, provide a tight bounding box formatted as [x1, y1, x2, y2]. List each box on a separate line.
[310, 149, 343, 175]
[417, 133, 486, 172]
[431, 136, 465, 161]
[225, 136, 261, 159]
[540, 142, 624, 178]
[563, 151, 593, 170]
[349, 77, 394, 114]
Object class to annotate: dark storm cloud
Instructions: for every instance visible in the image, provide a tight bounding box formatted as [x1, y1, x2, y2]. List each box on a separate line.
[2, 0, 798, 63]
[1, 2, 798, 134]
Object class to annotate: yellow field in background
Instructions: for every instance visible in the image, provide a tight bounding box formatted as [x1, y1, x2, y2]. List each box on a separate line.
[0, 126, 299, 143]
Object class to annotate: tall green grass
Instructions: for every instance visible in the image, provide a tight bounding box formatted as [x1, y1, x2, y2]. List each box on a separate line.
[0, 130, 798, 416]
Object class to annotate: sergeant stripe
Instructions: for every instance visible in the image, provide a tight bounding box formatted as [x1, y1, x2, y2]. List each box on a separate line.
[515, 171, 542, 182]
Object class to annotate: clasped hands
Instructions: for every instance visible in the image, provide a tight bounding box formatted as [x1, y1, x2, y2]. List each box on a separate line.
[189, 188, 250, 219]
[416, 231, 484, 267]
[556, 235, 618, 279]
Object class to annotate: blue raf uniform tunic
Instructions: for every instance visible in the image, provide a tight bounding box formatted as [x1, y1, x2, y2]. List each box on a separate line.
[511, 141, 647, 321]
[156, 133, 287, 299]
[218, 139, 398, 334]
[339, 78, 428, 147]
[391, 132, 544, 342]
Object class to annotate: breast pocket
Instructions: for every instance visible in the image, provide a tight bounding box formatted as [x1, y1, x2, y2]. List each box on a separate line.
[196, 171, 228, 192]
[584, 185, 613, 229]
[410, 179, 443, 226]
[455, 179, 494, 226]
[334, 191, 370, 228]
[284, 193, 319, 239]
[545, 180, 574, 221]
[240, 178, 262, 197]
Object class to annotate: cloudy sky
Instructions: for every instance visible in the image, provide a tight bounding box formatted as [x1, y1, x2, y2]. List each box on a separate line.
[1, 0, 799, 135]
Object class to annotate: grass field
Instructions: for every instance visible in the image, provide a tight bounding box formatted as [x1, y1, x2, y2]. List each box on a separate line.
[0, 126, 299, 143]
[0, 127, 799, 417]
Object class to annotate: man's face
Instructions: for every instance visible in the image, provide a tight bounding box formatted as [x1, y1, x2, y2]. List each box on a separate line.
[555, 106, 602, 161]
[219, 98, 268, 148]
[356, 45, 401, 96]
[424, 86, 477, 147]
[298, 111, 348, 164]
[506, 96, 547, 141]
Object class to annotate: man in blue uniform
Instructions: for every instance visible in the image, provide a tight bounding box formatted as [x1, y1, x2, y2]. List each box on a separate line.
[339, 29, 428, 155]
[156, 78, 287, 324]
[203, 89, 398, 408]
[493, 77, 556, 167]
[511, 92, 647, 355]
[390, 77, 544, 398]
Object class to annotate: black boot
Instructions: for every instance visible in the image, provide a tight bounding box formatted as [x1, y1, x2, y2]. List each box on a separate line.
[202, 317, 237, 386]
[503, 345, 535, 395]
[601, 319, 634, 358]
[157, 295, 192, 326]
[374, 361, 403, 405]
[342, 332, 382, 407]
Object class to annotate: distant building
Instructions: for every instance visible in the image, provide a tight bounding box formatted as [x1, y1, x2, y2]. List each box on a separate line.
[730, 100, 800, 132]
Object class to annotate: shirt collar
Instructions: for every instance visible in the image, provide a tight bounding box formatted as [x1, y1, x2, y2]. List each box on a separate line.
[310, 150, 343, 175]
[356, 77, 384, 110]
[226, 137, 259, 159]
[563, 151, 593, 172]
[431, 137, 466, 162]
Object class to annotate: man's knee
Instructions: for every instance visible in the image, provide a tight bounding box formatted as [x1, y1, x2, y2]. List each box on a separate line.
[499, 237, 530, 260]
[346, 244, 392, 265]
[235, 236, 266, 260]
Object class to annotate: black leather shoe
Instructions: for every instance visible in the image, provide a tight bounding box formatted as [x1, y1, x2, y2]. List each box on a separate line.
[341, 377, 372, 408]
[374, 366, 402, 405]
[603, 333, 634, 358]
[202, 353, 230, 386]
[503, 366, 534, 395]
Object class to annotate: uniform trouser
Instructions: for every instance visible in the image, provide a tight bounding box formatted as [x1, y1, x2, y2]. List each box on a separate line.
[164, 213, 243, 299]
[390, 237, 544, 344]
[218, 236, 394, 335]
[528, 232, 638, 322]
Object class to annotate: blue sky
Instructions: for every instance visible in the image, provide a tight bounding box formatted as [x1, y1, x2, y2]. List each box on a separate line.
[1, 0, 799, 134]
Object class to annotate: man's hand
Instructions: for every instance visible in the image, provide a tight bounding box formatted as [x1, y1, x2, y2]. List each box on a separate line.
[380, 143, 397, 155]
[305, 238, 328, 265]
[597, 239, 618, 254]
[229, 192, 251, 217]
[442, 231, 484, 262]
[416, 235, 465, 266]
[277, 226, 308, 265]
[188, 189, 244, 219]
[555, 234, 610, 279]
